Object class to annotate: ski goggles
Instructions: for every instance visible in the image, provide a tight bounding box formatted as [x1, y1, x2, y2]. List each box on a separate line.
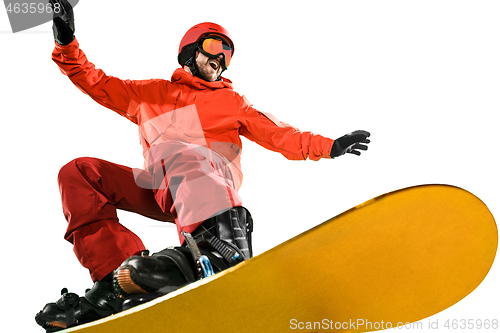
[198, 37, 233, 70]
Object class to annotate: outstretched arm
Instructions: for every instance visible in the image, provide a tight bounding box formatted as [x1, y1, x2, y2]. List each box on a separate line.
[239, 100, 370, 161]
[238, 105, 332, 161]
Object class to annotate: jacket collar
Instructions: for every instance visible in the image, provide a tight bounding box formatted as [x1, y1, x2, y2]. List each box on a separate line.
[171, 68, 233, 90]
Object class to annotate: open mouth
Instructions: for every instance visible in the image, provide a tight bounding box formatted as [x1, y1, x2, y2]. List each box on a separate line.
[209, 59, 220, 71]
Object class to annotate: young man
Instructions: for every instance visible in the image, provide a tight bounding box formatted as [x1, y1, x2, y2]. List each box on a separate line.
[36, 0, 371, 331]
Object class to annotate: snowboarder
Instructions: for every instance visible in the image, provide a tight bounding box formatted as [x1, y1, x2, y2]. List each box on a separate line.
[35, 0, 371, 331]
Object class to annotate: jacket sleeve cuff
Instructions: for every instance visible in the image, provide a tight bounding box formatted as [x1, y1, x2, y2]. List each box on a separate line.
[54, 37, 79, 54]
[326, 139, 335, 159]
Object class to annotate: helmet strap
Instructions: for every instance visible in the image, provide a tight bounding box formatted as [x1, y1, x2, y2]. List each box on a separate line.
[185, 56, 203, 80]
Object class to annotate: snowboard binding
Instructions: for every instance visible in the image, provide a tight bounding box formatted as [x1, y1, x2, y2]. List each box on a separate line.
[114, 207, 254, 310]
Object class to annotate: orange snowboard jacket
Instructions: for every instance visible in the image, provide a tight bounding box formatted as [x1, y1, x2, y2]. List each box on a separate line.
[52, 39, 334, 191]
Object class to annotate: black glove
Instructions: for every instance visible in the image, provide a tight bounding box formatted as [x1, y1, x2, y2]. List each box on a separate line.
[49, 0, 75, 45]
[330, 130, 371, 158]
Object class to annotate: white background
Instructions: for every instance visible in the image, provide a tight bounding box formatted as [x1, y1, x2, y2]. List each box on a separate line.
[0, 1, 498, 332]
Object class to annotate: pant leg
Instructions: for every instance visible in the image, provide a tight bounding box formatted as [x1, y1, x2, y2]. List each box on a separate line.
[58, 157, 174, 282]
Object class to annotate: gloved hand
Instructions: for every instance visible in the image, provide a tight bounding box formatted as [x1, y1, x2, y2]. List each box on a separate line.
[49, 0, 75, 45]
[330, 130, 371, 158]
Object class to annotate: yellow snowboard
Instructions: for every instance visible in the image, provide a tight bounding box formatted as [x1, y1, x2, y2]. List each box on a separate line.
[64, 184, 497, 332]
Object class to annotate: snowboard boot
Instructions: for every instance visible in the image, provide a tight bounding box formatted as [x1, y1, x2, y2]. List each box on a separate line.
[114, 246, 228, 310]
[35, 277, 122, 332]
[113, 207, 253, 304]
[113, 247, 197, 298]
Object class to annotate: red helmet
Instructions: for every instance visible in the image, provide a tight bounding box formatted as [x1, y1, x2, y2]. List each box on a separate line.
[178, 22, 234, 65]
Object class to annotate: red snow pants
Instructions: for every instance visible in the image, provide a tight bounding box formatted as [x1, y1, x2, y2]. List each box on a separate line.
[58, 141, 241, 282]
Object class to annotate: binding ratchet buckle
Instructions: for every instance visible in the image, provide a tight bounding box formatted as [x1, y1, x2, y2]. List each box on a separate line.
[181, 231, 215, 278]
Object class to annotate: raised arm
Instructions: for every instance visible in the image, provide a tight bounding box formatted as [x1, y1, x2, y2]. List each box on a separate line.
[49, 0, 148, 124]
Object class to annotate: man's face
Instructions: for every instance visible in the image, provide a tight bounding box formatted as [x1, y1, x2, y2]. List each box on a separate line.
[195, 51, 224, 82]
